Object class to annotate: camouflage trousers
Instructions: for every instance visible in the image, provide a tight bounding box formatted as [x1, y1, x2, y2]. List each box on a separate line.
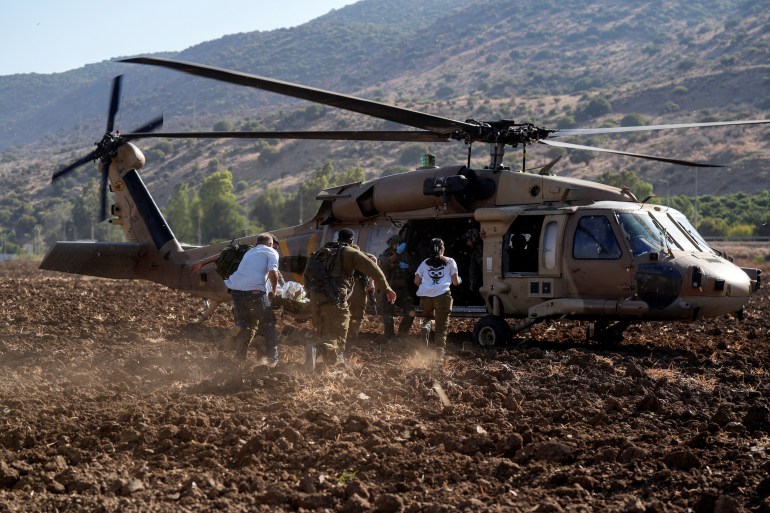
[310, 300, 350, 364]
[382, 288, 415, 337]
[346, 281, 368, 343]
[419, 291, 453, 349]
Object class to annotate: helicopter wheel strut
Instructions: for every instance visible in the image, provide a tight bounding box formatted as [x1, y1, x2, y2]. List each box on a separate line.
[585, 320, 629, 345]
[473, 315, 512, 347]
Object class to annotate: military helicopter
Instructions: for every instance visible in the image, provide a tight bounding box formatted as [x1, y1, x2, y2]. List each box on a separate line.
[41, 56, 767, 346]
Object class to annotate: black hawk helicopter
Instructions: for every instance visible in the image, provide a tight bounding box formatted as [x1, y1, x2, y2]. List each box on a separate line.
[41, 56, 768, 345]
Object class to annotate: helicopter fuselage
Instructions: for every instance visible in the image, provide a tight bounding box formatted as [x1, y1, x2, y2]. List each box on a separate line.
[41, 143, 759, 342]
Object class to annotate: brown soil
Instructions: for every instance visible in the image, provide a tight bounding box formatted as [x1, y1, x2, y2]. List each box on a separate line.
[2, 255, 770, 512]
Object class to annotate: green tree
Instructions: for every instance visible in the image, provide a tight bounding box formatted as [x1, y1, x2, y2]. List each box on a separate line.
[726, 223, 754, 237]
[71, 179, 99, 240]
[293, 163, 366, 224]
[334, 166, 365, 186]
[620, 113, 646, 127]
[575, 97, 612, 122]
[596, 170, 653, 201]
[251, 186, 286, 231]
[213, 120, 235, 132]
[15, 213, 37, 246]
[697, 217, 729, 237]
[669, 195, 696, 221]
[198, 170, 247, 244]
[251, 163, 367, 228]
[39, 199, 73, 248]
[295, 162, 335, 224]
[165, 183, 197, 243]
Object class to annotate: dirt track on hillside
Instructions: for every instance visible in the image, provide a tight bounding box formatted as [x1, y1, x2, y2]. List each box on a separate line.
[2, 251, 770, 512]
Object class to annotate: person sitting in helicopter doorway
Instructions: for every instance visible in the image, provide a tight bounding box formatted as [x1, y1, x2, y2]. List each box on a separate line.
[464, 228, 483, 297]
[414, 238, 461, 362]
[377, 234, 416, 341]
[191, 233, 280, 365]
[304, 228, 396, 368]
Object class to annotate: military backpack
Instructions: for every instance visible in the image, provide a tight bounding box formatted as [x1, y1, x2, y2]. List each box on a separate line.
[304, 242, 350, 305]
[215, 241, 252, 279]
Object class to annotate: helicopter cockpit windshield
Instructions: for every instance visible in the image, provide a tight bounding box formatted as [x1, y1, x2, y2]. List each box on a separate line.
[617, 212, 668, 257]
[665, 212, 718, 255]
[613, 209, 718, 257]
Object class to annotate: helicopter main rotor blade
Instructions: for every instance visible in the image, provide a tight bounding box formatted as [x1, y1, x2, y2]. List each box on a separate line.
[121, 57, 474, 134]
[52, 151, 100, 181]
[99, 169, 109, 222]
[106, 76, 123, 134]
[539, 139, 723, 168]
[553, 119, 770, 137]
[120, 130, 450, 142]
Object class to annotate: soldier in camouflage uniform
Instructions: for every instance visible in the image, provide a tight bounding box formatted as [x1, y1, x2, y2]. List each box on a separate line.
[304, 228, 396, 365]
[377, 234, 416, 340]
[347, 253, 377, 346]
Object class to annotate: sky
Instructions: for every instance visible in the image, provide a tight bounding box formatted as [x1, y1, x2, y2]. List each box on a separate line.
[0, 1, 357, 76]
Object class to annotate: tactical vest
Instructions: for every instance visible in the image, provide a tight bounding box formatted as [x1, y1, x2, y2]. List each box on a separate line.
[304, 242, 354, 305]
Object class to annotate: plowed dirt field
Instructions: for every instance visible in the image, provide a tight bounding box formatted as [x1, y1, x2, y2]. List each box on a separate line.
[1, 246, 769, 512]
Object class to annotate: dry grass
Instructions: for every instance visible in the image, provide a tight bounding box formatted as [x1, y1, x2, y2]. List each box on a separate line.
[646, 367, 679, 382]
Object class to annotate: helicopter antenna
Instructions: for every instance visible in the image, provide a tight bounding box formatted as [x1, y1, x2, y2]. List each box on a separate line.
[522, 143, 527, 173]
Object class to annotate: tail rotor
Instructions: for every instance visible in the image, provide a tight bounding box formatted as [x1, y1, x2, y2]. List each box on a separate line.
[52, 75, 163, 222]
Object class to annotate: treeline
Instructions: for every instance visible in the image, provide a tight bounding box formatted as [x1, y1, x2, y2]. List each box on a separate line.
[2, 167, 769, 257]
[597, 170, 770, 237]
[0, 161, 364, 255]
[163, 162, 364, 245]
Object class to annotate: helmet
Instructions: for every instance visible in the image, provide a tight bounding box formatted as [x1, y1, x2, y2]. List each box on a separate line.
[387, 234, 402, 245]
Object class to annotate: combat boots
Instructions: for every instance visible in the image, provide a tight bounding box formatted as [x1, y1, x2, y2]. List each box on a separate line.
[421, 320, 433, 346]
[435, 346, 445, 364]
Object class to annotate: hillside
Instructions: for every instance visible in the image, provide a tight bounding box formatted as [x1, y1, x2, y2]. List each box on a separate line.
[1, 0, 770, 246]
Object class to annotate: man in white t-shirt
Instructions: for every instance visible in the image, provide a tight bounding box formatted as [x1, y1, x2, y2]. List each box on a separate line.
[192, 233, 280, 364]
[225, 233, 280, 364]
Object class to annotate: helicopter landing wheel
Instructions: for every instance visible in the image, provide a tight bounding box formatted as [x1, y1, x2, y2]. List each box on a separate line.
[586, 320, 629, 345]
[473, 315, 512, 347]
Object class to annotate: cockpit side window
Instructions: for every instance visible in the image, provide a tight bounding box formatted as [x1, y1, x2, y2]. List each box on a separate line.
[573, 215, 622, 260]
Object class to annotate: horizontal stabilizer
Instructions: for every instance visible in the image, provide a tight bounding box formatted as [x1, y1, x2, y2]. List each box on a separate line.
[39, 241, 143, 280]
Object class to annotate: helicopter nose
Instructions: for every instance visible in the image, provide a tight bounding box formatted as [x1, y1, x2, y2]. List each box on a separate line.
[679, 261, 754, 318]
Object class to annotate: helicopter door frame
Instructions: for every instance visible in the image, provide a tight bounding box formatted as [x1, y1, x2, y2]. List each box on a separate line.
[565, 211, 634, 299]
[501, 213, 564, 301]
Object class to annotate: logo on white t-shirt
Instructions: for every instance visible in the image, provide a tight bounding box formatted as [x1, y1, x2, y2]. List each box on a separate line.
[428, 265, 445, 285]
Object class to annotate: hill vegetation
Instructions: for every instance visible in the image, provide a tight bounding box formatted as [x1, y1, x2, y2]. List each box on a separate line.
[1, 0, 770, 253]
